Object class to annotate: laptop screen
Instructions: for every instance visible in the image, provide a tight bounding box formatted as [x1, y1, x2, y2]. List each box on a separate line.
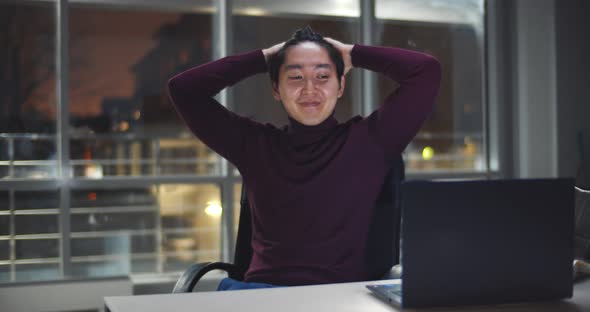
[399, 178, 574, 308]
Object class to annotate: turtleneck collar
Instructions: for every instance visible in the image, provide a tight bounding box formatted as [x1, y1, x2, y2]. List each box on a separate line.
[274, 112, 348, 181]
[286, 114, 339, 135]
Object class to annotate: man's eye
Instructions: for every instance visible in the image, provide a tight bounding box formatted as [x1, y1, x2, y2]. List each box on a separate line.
[288, 76, 302, 80]
[318, 75, 329, 79]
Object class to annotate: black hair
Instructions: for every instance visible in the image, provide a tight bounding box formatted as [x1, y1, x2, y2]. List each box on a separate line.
[268, 26, 344, 87]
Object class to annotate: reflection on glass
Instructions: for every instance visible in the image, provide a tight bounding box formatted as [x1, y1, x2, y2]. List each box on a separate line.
[376, 0, 485, 172]
[70, 187, 155, 277]
[68, 184, 221, 276]
[68, 5, 218, 177]
[15, 263, 60, 282]
[0, 2, 57, 179]
[159, 184, 222, 267]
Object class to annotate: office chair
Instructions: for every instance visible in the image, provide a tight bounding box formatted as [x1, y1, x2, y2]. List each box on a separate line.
[575, 159, 590, 262]
[172, 156, 405, 293]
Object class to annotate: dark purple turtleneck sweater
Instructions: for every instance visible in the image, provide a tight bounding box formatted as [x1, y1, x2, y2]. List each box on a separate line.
[167, 44, 441, 286]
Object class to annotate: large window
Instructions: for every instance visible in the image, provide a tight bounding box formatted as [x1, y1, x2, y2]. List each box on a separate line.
[0, 0, 487, 283]
[0, 1, 57, 180]
[65, 2, 221, 278]
[68, 5, 218, 178]
[0, 0, 225, 282]
[0, 0, 58, 282]
[376, 0, 486, 174]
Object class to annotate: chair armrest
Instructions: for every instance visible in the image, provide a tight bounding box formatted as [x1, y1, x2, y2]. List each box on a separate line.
[172, 262, 239, 293]
[381, 264, 402, 280]
[574, 259, 590, 283]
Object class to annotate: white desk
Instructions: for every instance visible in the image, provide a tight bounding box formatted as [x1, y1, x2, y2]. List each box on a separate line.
[105, 278, 590, 312]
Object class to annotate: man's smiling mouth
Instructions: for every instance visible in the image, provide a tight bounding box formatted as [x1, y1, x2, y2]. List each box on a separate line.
[299, 101, 321, 107]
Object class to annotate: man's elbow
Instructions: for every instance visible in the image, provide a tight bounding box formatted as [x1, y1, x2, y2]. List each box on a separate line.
[423, 55, 442, 82]
[167, 76, 179, 95]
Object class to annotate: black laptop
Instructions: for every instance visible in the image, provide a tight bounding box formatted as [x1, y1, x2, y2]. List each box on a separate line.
[367, 178, 574, 309]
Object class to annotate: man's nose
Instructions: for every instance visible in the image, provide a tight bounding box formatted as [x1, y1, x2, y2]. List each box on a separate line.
[302, 79, 316, 93]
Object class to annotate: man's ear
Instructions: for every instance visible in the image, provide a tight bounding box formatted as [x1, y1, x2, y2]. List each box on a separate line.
[271, 82, 281, 101]
[337, 75, 346, 98]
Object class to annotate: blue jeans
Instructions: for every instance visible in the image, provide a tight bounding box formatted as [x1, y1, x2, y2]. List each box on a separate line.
[217, 277, 283, 291]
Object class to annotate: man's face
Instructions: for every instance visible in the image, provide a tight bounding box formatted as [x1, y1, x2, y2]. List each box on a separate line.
[272, 42, 345, 126]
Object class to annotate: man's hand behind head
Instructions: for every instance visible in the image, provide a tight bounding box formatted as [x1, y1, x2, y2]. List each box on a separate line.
[263, 42, 285, 64]
[324, 37, 353, 75]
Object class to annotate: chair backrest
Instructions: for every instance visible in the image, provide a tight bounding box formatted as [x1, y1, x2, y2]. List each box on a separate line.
[230, 155, 406, 281]
[365, 155, 405, 279]
[575, 159, 590, 260]
[229, 184, 254, 280]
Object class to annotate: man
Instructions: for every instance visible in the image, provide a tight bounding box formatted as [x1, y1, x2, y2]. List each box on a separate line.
[167, 26, 441, 290]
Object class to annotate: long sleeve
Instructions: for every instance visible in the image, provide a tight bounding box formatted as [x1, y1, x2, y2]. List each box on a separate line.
[351, 44, 442, 161]
[167, 50, 268, 170]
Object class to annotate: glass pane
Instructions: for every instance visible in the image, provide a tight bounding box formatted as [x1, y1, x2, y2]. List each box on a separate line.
[71, 188, 156, 208]
[0, 1, 57, 179]
[14, 214, 59, 235]
[15, 263, 60, 282]
[72, 236, 127, 257]
[71, 187, 157, 232]
[158, 138, 221, 176]
[234, 0, 360, 17]
[10, 138, 55, 161]
[376, 0, 485, 173]
[232, 15, 359, 127]
[71, 211, 157, 232]
[71, 187, 152, 277]
[15, 190, 60, 210]
[163, 231, 219, 256]
[0, 265, 9, 282]
[15, 239, 59, 259]
[0, 216, 9, 236]
[68, 5, 218, 177]
[130, 258, 156, 273]
[70, 260, 128, 278]
[71, 235, 155, 257]
[69, 183, 221, 276]
[70, 138, 153, 177]
[0, 191, 8, 210]
[71, 256, 157, 277]
[376, 0, 483, 24]
[0, 240, 9, 260]
[159, 184, 222, 271]
[163, 252, 218, 272]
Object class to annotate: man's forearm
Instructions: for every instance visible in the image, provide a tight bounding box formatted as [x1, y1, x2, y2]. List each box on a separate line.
[165, 50, 268, 171]
[351, 44, 440, 84]
[167, 49, 268, 101]
[352, 44, 442, 161]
